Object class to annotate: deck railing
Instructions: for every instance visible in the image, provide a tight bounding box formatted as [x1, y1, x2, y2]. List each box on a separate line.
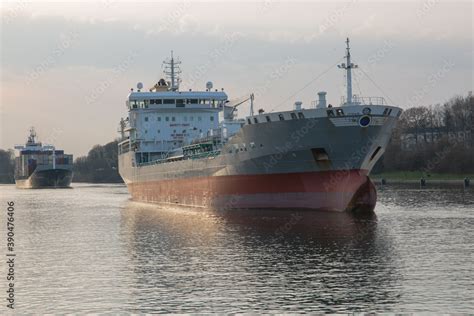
[137, 150, 222, 167]
[340, 96, 386, 106]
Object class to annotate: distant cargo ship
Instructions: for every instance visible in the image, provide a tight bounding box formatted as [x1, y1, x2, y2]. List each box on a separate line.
[118, 39, 402, 211]
[14, 128, 73, 189]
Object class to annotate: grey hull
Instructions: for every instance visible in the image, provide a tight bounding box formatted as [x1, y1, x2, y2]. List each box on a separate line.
[120, 115, 398, 181]
[15, 169, 73, 189]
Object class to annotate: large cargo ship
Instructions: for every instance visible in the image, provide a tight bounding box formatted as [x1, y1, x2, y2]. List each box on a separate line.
[14, 128, 73, 189]
[118, 39, 402, 212]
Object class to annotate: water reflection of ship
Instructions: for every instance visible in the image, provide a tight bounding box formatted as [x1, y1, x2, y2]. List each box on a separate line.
[120, 203, 401, 312]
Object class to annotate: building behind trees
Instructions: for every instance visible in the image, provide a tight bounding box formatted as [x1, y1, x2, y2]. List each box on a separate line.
[376, 92, 473, 174]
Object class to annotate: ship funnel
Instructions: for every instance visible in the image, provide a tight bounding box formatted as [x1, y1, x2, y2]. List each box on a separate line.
[294, 101, 302, 110]
[317, 91, 327, 108]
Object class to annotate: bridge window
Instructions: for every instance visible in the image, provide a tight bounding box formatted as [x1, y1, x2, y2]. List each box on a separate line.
[163, 99, 175, 105]
[166, 117, 169, 122]
[278, 114, 285, 121]
[210, 116, 214, 121]
[176, 99, 185, 107]
[144, 116, 148, 122]
[172, 117, 176, 122]
[290, 113, 297, 119]
[336, 109, 344, 116]
[156, 99, 162, 104]
[247, 118, 252, 124]
[327, 110, 335, 117]
[189, 99, 198, 104]
[298, 112, 305, 119]
[253, 117, 258, 124]
[266, 115, 271, 122]
[158, 117, 161, 122]
[150, 99, 155, 104]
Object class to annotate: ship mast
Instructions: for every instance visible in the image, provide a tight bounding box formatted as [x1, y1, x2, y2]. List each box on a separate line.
[163, 50, 182, 91]
[338, 38, 358, 105]
[250, 93, 254, 116]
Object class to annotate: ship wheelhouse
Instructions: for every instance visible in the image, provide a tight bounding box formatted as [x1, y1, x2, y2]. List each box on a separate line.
[126, 91, 228, 111]
[119, 87, 231, 164]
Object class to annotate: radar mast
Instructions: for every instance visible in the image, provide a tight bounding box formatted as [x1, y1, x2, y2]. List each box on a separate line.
[27, 127, 37, 145]
[338, 38, 358, 105]
[163, 50, 182, 91]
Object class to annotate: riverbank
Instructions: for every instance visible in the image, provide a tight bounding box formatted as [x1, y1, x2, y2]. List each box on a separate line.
[371, 171, 473, 181]
[370, 172, 472, 189]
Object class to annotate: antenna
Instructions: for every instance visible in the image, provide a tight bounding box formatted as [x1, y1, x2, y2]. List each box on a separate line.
[163, 50, 182, 91]
[250, 93, 255, 116]
[27, 127, 37, 144]
[119, 118, 126, 140]
[337, 38, 358, 105]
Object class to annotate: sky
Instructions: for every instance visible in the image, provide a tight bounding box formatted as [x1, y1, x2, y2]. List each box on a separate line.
[0, 0, 472, 157]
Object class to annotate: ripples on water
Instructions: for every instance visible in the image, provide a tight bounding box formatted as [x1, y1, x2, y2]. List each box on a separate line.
[0, 183, 472, 313]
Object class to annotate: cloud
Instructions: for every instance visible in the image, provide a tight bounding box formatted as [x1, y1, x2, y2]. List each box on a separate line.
[0, 1, 472, 156]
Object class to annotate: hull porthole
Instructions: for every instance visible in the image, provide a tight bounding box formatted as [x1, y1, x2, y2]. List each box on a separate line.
[359, 115, 371, 127]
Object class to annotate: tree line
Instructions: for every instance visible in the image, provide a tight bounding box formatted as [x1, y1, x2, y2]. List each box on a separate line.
[0, 149, 15, 183]
[375, 92, 473, 174]
[73, 140, 123, 183]
[0, 141, 122, 184]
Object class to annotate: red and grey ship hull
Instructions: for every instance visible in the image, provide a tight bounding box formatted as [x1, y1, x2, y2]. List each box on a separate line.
[127, 170, 376, 212]
[119, 105, 400, 212]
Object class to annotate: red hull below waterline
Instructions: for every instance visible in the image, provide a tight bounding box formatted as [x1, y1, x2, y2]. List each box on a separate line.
[127, 169, 377, 212]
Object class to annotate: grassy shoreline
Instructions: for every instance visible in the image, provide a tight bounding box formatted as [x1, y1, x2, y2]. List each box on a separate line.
[370, 171, 473, 181]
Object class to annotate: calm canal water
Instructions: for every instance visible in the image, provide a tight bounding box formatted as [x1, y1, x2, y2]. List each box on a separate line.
[0, 183, 473, 313]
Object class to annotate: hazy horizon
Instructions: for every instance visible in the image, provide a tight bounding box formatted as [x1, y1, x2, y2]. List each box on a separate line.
[1, 0, 472, 157]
